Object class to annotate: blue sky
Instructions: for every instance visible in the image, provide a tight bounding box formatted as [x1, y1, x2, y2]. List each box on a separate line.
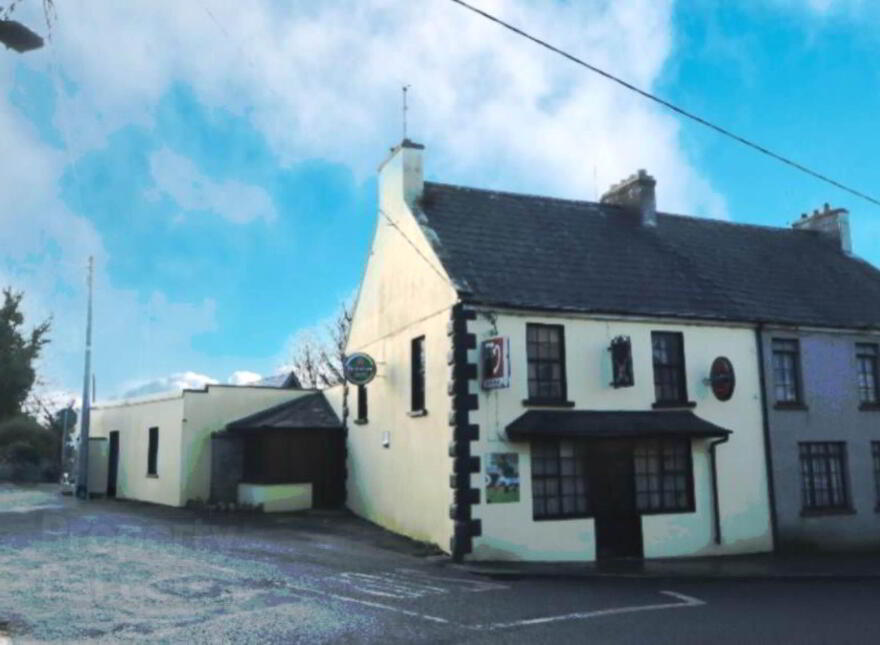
[2, 0, 878, 403]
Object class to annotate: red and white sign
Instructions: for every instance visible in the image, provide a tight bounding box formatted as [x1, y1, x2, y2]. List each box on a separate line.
[709, 356, 735, 401]
[481, 336, 510, 390]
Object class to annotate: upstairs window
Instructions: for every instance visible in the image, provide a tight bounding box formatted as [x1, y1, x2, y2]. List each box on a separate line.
[147, 426, 159, 476]
[772, 338, 803, 404]
[411, 336, 425, 412]
[856, 343, 879, 405]
[356, 385, 368, 423]
[651, 332, 687, 404]
[799, 442, 849, 512]
[526, 324, 566, 402]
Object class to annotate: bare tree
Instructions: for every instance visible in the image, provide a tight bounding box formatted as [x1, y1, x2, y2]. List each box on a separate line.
[289, 299, 353, 389]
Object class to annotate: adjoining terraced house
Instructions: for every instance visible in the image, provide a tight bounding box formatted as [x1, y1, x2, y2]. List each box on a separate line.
[343, 139, 880, 562]
[752, 206, 880, 550]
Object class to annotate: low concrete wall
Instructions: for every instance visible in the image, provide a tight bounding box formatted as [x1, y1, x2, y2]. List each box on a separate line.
[238, 482, 312, 513]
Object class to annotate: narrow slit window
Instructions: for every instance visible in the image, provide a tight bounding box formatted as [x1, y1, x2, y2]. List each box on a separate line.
[357, 385, 368, 422]
[147, 426, 159, 476]
[411, 336, 425, 412]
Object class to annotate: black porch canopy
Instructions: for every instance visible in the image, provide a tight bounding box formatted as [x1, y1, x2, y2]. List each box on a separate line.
[505, 409, 732, 441]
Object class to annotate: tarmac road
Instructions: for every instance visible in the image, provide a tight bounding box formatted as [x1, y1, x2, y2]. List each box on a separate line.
[0, 485, 877, 644]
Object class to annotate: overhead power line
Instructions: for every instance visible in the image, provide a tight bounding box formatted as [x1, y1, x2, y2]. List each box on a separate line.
[450, 0, 880, 208]
[379, 208, 453, 287]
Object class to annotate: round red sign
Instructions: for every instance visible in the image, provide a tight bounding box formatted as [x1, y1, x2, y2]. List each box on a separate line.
[710, 357, 735, 401]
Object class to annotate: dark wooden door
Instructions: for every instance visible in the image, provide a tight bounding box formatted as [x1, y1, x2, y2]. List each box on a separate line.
[108, 431, 119, 497]
[589, 441, 643, 559]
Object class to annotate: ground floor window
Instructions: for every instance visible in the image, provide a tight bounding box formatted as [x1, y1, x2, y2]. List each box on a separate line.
[633, 438, 694, 513]
[799, 442, 850, 512]
[531, 440, 590, 520]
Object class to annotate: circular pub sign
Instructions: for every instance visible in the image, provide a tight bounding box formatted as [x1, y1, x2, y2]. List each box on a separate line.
[709, 357, 736, 401]
[343, 352, 377, 386]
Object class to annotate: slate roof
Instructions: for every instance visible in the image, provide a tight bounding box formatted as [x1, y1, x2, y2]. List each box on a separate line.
[226, 393, 341, 430]
[417, 182, 880, 329]
[253, 372, 302, 389]
[506, 410, 731, 441]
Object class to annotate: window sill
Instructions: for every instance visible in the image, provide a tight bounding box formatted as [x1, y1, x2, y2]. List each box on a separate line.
[774, 402, 808, 411]
[353, 418, 368, 425]
[533, 514, 593, 522]
[407, 409, 428, 418]
[522, 399, 576, 408]
[858, 403, 880, 411]
[800, 507, 855, 517]
[638, 507, 696, 516]
[146, 474, 158, 479]
[651, 401, 697, 410]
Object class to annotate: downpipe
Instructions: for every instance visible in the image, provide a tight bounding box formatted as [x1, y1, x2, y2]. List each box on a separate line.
[708, 435, 729, 545]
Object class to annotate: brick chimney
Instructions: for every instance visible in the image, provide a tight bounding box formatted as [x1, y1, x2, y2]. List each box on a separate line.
[378, 138, 424, 211]
[601, 169, 657, 227]
[792, 203, 852, 255]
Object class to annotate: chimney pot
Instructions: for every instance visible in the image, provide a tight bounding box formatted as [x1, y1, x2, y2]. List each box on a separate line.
[601, 169, 657, 227]
[792, 203, 852, 255]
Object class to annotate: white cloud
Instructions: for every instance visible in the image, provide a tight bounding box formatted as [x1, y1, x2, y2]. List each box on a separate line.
[227, 370, 262, 385]
[29, 0, 725, 218]
[148, 147, 277, 224]
[119, 371, 218, 399]
[4, 0, 743, 399]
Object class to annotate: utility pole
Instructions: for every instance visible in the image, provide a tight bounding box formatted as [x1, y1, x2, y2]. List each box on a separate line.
[75, 256, 94, 500]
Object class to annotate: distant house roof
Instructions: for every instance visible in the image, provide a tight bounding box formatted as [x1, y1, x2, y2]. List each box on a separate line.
[253, 372, 302, 389]
[226, 393, 341, 430]
[506, 410, 731, 441]
[417, 182, 880, 329]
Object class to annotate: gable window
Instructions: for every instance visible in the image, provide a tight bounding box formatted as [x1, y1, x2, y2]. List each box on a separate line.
[873, 443, 880, 510]
[856, 343, 879, 406]
[147, 426, 159, 476]
[799, 442, 850, 512]
[411, 336, 425, 412]
[651, 332, 687, 405]
[772, 338, 803, 405]
[634, 438, 694, 513]
[356, 385, 368, 423]
[526, 324, 567, 403]
[531, 440, 589, 520]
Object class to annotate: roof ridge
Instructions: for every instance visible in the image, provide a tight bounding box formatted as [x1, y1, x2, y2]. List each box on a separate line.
[424, 181, 800, 233]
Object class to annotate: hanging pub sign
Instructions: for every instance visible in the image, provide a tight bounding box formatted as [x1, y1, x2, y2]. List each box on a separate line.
[708, 356, 735, 401]
[343, 353, 377, 386]
[608, 335, 634, 388]
[481, 336, 510, 390]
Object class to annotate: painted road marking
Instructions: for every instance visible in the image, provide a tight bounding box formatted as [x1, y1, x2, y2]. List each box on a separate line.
[309, 571, 705, 631]
[477, 590, 706, 631]
[331, 569, 508, 599]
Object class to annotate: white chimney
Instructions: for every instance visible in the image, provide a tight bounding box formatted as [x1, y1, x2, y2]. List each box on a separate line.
[792, 203, 852, 255]
[378, 139, 424, 210]
[600, 169, 657, 227]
